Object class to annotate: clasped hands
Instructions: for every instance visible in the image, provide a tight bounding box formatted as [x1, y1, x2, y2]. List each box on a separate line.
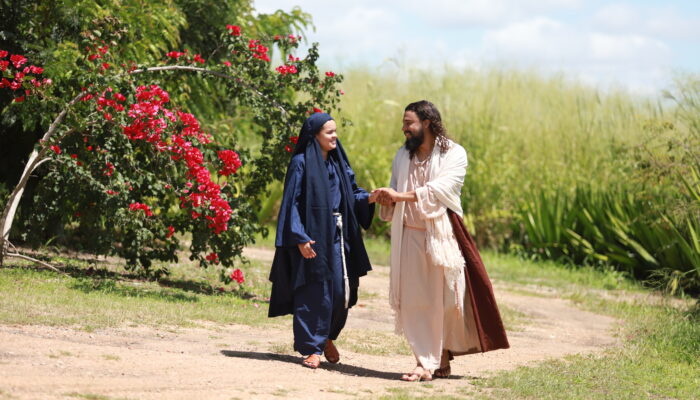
[298, 187, 398, 258]
[369, 187, 398, 206]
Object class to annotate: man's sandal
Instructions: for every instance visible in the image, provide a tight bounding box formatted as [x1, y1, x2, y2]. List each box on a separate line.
[400, 367, 432, 382]
[433, 365, 451, 378]
[302, 354, 321, 369]
[324, 339, 340, 364]
[434, 349, 452, 378]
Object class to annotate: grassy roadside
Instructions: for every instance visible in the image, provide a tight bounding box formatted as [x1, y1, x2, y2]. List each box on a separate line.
[2, 240, 697, 399]
[378, 252, 699, 399]
[0, 255, 281, 330]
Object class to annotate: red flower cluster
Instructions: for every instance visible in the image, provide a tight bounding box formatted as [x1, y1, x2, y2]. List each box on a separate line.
[230, 268, 245, 284]
[166, 50, 186, 60]
[103, 162, 115, 176]
[166, 225, 175, 238]
[226, 24, 241, 36]
[0, 50, 51, 102]
[50, 145, 61, 154]
[129, 202, 154, 217]
[288, 54, 300, 63]
[222, 60, 232, 67]
[96, 87, 126, 120]
[192, 54, 205, 64]
[275, 64, 298, 75]
[119, 85, 235, 236]
[217, 150, 242, 176]
[87, 45, 109, 61]
[248, 40, 270, 62]
[206, 252, 219, 263]
[325, 71, 335, 77]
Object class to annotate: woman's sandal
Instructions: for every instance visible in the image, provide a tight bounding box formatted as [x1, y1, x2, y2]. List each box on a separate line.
[324, 339, 340, 364]
[302, 354, 321, 369]
[400, 366, 433, 382]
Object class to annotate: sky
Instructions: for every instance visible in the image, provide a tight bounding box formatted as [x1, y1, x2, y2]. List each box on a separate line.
[253, 0, 700, 95]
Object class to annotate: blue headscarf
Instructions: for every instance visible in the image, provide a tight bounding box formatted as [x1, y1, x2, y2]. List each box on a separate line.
[292, 112, 333, 156]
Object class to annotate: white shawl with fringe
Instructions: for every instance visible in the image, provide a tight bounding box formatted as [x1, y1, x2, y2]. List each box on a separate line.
[380, 140, 468, 326]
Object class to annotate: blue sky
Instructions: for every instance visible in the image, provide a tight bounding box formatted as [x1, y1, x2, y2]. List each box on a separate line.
[254, 0, 700, 95]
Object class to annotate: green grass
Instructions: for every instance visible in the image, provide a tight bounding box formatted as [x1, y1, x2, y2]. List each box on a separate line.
[0, 257, 281, 329]
[476, 298, 699, 400]
[335, 329, 413, 356]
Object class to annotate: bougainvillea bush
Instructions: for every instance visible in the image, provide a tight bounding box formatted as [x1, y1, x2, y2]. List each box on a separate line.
[0, 23, 344, 284]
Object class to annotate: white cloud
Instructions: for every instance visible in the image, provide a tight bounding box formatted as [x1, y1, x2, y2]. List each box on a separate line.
[400, 0, 583, 27]
[594, 3, 700, 40]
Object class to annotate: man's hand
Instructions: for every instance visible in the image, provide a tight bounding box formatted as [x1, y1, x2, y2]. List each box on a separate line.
[372, 188, 396, 206]
[298, 240, 317, 259]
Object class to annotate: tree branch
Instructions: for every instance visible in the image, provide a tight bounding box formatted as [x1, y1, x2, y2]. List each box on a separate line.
[4, 252, 64, 274]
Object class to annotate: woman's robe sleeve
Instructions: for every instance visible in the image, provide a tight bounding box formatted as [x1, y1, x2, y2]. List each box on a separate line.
[344, 162, 375, 230]
[275, 156, 313, 247]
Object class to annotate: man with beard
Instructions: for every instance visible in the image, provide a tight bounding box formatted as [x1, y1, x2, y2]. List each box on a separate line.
[373, 100, 509, 382]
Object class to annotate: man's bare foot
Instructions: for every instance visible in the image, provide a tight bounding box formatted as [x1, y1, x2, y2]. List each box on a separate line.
[400, 366, 432, 382]
[434, 350, 451, 378]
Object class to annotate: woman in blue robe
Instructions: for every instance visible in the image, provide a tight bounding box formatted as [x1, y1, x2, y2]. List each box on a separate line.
[268, 113, 376, 369]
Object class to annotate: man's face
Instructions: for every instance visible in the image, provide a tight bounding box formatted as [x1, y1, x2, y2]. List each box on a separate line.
[402, 111, 424, 152]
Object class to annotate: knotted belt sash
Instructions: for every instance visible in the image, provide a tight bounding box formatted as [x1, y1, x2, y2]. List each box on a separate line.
[332, 212, 350, 309]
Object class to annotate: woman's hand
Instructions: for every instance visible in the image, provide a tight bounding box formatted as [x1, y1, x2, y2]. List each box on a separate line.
[298, 240, 317, 259]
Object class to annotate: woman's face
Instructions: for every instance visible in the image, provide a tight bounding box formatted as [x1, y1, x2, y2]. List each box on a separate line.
[316, 120, 338, 153]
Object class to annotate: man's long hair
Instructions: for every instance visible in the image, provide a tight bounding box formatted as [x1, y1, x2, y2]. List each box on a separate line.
[404, 100, 450, 158]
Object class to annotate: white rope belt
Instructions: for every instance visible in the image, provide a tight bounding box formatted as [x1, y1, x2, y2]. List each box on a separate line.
[333, 212, 350, 309]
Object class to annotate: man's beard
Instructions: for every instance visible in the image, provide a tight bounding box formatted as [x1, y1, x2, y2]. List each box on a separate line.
[404, 127, 424, 152]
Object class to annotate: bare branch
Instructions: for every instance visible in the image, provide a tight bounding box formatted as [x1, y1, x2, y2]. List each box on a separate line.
[4, 252, 65, 274]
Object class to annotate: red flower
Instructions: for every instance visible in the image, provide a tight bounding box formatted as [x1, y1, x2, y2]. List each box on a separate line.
[86, 145, 93, 151]
[226, 24, 241, 36]
[70, 153, 78, 159]
[10, 54, 27, 68]
[88, 54, 101, 61]
[9, 81, 21, 90]
[275, 64, 298, 75]
[50, 145, 61, 154]
[230, 268, 245, 284]
[166, 225, 175, 238]
[28, 65, 43, 74]
[192, 54, 205, 64]
[285, 144, 292, 153]
[0, 61, 8, 71]
[325, 71, 335, 77]
[312, 107, 323, 114]
[217, 149, 242, 176]
[103, 162, 114, 176]
[340, 89, 345, 95]
[101, 62, 110, 70]
[222, 60, 232, 67]
[206, 252, 219, 263]
[166, 51, 185, 59]
[106, 189, 118, 195]
[14, 96, 25, 103]
[0, 50, 7, 58]
[129, 202, 153, 217]
[290, 135, 299, 144]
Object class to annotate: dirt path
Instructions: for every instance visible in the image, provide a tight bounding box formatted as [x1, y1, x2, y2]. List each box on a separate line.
[0, 248, 620, 399]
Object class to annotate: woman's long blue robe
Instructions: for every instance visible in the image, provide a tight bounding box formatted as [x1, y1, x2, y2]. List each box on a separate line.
[268, 146, 374, 355]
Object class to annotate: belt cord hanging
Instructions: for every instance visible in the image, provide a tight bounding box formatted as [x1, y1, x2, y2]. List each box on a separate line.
[333, 212, 350, 309]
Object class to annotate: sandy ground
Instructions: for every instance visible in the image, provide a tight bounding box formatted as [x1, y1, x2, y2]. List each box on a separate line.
[0, 248, 620, 399]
